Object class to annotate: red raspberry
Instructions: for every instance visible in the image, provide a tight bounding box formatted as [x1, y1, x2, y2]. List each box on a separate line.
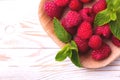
[44, 1, 63, 18]
[88, 35, 102, 49]
[77, 21, 93, 39]
[64, 11, 82, 28]
[91, 43, 111, 60]
[69, 0, 83, 11]
[92, 0, 107, 14]
[102, 24, 111, 38]
[54, 0, 69, 7]
[79, 8, 95, 23]
[95, 26, 103, 36]
[111, 36, 120, 47]
[74, 36, 89, 53]
[95, 24, 111, 38]
[61, 18, 77, 35]
[80, 0, 93, 3]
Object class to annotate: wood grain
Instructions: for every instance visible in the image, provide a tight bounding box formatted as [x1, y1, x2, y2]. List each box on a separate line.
[0, 0, 120, 80]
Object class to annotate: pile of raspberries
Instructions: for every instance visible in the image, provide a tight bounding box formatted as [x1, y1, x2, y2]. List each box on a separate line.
[44, 0, 120, 60]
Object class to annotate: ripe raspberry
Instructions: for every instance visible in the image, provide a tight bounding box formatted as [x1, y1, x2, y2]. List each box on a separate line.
[95, 24, 111, 38]
[102, 24, 111, 38]
[54, 0, 69, 7]
[69, 0, 83, 11]
[64, 11, 82, 28]
[80, 0, 93, 3]
[91, 43, 111, 60]
[61, 18, 77, 35]
[79, 8, 95, 23]
[111, 36, 120, 47]
[95, 26, 103, 36]
[74, 36, 89, 53]
[77, 21, 93, 39]
[92, 0, 107, 14]
[44, 1, 63, 18]
[88, 35, 102, 49]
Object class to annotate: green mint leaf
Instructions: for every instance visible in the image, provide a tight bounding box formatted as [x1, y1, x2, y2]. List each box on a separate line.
[55, 41, 82, 67]
[70, 40, 78, 52]
[107, 0, 120, 11]
[110, 12, 117, 21]
[69, 50, 82, 67]
[53, 17, 72, 43]
[106, 0, 110, 3]
[110, 11, 120, 40]
[112, 0, 120, 11]
[94, 9, 112, 26]
[55, 44, 70, 61]
[68, 41, 82, 67]
[94, 0, 120, 26]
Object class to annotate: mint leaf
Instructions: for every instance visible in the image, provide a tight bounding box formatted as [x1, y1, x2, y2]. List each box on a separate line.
[53, 17, 72, 43]
[55, 41, 82, 67]
[69, 41, 82, 67]
[70, 40, 78, 52]
[110, 11, 120, 40]
[112, 0, 120, 11]
[69, 50, 82, 67]
[55, 44, 70, 61]
[110, 12, 117, 21]
[94, 9, 112, 26]
[94, 0, 120, 26]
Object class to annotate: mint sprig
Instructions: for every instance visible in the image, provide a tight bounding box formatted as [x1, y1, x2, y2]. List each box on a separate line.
[110, 10, 120, 40]
[94, 0, 120, 40]
[53, 17, 72, 43]
[53, 18, 81, 67]
[55, 41, 82, 67]
[94, 0, 120, 26]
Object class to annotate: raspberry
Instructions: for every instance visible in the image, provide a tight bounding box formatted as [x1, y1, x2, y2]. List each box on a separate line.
[69, 0, 83, 11]
[44, 1, 63, 18]
[95, 24, 111, 38]
[61, 18, 77, 35]
[74, 36, 89, 53]
[88, 35, 102, 49]
[77, 21, 93, 39]
[95, 26, 103, 36]
[54, 0, 69, 7]
[91, 43, 111, 60]
[79, 8, 95, 23]
[64, 11, 82, 28]
[80, 0, 93, 3]
[102, 24, 111, 38]
[92, 0, 107, 14]
[111, 36, 120, 47]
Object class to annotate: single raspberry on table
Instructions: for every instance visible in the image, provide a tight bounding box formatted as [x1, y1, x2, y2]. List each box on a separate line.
[54, 0, 70, 7]
[79, 8, 95, 23]
[92, 0, 107, 14]
[69, 0, 83, 11]
[111, 36, 120, 47]
[91, 43, 111, 60]
[74, 36, 89, 53]
[95, 24, 111, 38]
[77, 21, 93, 40]
[88, 35, 102, 49]
[64, 10, 82, 28]
[44, 1, 63, 18]
[61, 18, 77, 35]
[80, 0, 93, 3]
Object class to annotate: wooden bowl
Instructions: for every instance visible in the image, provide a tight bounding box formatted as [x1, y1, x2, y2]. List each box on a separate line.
[38, 0, 120, 68]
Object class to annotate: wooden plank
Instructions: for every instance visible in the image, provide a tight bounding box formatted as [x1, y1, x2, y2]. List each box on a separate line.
[0, 49, 119, 80]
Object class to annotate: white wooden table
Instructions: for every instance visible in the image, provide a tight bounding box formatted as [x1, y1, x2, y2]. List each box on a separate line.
[0, 0, 120, 80]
